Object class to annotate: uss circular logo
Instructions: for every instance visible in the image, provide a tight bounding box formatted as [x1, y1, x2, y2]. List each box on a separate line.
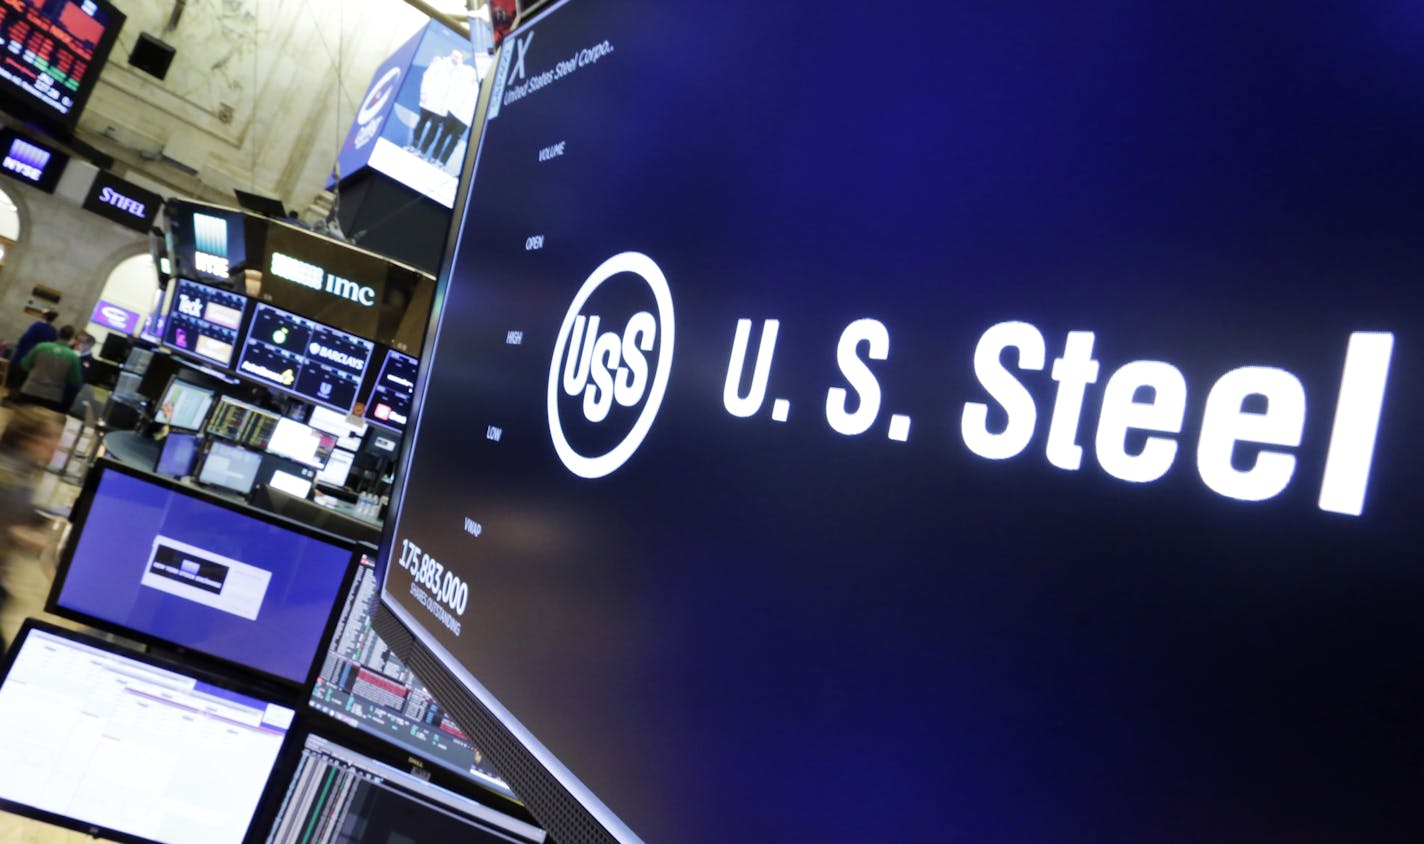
[547, 252, 675, 479]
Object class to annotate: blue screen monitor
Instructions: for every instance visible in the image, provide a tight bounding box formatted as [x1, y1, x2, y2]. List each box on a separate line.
[0, 620, 294, 844]
[373, 2, 1424, 843]
[155, 431, 200, 477]
[50, 461, 357, 685]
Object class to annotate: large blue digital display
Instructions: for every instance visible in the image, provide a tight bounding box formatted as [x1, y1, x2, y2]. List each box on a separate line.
[52, 464, 354, 685]
[380, 2, 1424, 842]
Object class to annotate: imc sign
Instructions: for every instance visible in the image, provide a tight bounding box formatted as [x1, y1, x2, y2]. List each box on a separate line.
[89, 300, 142, 334]
[83, 171, 162, 232]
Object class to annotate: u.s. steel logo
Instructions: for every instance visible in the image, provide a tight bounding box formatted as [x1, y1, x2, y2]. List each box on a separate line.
[547, 252, 675, 479]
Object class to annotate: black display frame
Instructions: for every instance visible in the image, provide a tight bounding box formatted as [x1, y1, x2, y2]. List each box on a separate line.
[161, 277, 253, 372]
[0, 618, 301, 844]
[234, 300, 377, 415]
[47, 457, 363, 693]
[257, 710, 543, 843]
[0, 0, 127, 132]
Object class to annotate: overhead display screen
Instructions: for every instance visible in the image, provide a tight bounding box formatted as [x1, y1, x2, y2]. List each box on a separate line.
[0, 0, 125, 129]
[364, 347, 417, 431]
[163, 278, 249, 368]
[237, 302, 375, 413]
[379, 1, 1424, 843]
[0, 128, 66, 192]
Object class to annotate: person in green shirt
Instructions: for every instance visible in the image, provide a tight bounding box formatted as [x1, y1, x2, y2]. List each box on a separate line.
[18, 325, 83, 413]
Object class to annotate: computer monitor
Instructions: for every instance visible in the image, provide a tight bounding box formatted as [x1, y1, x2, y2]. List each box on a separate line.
[153, 378, 214, 431]
[364, 348, 418, 432]
[311, 555, 513, 797]
[195, 440, 264, 497]
[316, 447, 356, 489]
[235, 302, 375, 413]
[264, 731, 542, 844]
[163, 279, 249, 369]
[206, 394, 280, 447]
[267, 417, 335, 469]
[360, 427, 400, 460]
[257, 453, 316, 500]
[99, 332, 133, 364]
[155, 432, 200, 477]
[308, 404, 367, 450]
[0, 621, 294, 844]
[123, 346, 155, 373]
[50, 461, 357, 686]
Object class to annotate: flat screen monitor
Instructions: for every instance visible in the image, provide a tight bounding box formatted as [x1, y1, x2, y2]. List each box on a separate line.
[316, 446, 355, 489]
[155, 431, 199, 477]
[308, 404, 367, 450]
[195, 439, 263, 497]
[153, 378, 214, 431]
[364, 348, 418, 432]
[310, 554, 513, 796]
[257, 453, 316, 500]
[167, 201, 254, 285]
[0, 0, 125, 130]
[50, 461, 356, 686]
[206, 394, 275, 442]
[98, 331, 133, 364]
[0, 621, 293, 844]
[372, 2, 1424, 843]
[113, 369, 142, 399]
[123, 345, 154, 372]
[163, 278, 249, 369]
[267, 417, 334, 469]
[360, 427, 399, 460]
[265, 732, 541, 844]
[236, 302, 375, 413]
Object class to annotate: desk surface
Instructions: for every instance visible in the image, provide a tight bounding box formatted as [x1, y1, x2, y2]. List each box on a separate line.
[101, 430, 160, 472]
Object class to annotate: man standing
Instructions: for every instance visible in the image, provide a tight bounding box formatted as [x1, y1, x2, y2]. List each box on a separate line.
[438, 51, 480, 167]
[413, 50, 455, 159]
[18, 325, 83, 413]
[5, 309, 58, 392]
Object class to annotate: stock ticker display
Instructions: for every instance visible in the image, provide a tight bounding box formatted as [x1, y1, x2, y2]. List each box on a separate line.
[311, 555, 513, 798]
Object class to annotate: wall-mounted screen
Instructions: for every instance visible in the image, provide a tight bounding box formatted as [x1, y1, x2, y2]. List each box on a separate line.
[333, 19, 488, 209]
[51, 462, 355, 685]
[167, 201, 253, 285]
[311, 554, 512, 796]
[0, 0, 125, 130]
[364, 347, 417, 432]
[0, 128, 67, 192]
[163, 278, 249, 368]
[0, 622, 292, 844]
[374, 1, 1424, 843]
[236, 302, 375, 413]
[265, 733, 539, 844]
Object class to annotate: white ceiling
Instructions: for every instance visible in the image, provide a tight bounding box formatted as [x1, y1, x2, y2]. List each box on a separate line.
[75, 0, 443, 216]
